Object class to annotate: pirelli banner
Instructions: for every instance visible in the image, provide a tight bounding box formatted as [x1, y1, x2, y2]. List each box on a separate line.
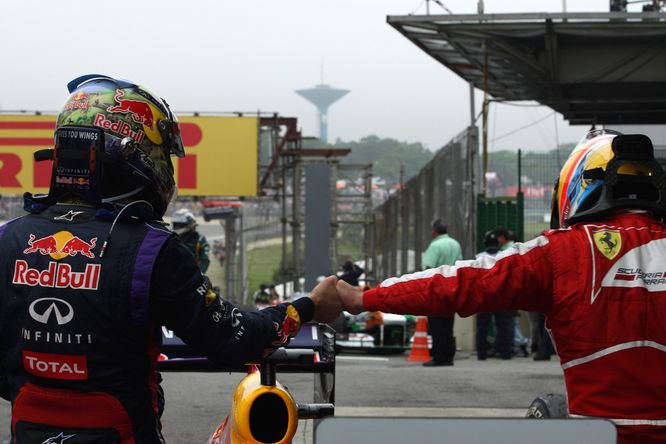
[0, 114, 258, 196]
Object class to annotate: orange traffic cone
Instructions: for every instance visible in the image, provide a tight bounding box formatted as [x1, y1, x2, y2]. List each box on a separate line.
[407, 316, 431, 362]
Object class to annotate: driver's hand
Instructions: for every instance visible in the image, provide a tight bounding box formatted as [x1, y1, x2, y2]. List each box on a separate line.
[310, 275, 343, 323]
[336, 280, 364, 314]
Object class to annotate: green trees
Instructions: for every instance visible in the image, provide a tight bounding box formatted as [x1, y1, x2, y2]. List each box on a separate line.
[333, 135, 434, 184]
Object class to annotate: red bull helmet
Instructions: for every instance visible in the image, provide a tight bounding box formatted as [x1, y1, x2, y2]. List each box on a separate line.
[551, 129, 666, 228]
[50, 74, 184, 216]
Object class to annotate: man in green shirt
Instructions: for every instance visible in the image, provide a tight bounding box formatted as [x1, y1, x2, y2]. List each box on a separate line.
[422, 219, 462, 366]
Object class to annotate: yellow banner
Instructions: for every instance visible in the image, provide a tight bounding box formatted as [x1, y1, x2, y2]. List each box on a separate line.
[0, 115, 258, 196]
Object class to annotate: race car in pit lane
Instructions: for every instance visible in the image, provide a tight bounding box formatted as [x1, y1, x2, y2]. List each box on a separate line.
[330, 310, 416, 354]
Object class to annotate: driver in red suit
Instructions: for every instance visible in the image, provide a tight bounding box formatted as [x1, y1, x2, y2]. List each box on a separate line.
[336, 130, 666, 444]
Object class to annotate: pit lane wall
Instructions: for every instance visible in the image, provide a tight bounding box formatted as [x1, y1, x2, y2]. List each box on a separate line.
[372, 126, 479, 351]
[0, 114, 259, 197]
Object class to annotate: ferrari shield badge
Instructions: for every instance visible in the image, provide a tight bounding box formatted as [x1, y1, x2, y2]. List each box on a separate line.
[593, 229, 622, 260]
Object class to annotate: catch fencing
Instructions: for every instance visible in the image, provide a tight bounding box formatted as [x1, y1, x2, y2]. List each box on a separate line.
[372, 126, 479, 281]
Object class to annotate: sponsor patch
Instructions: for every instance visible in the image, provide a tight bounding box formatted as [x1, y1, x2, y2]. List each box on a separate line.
[24, 231, 97, 259]
[204, 288, 218, 307]
[13, 260, 101, 290]
[29, 297, 74, 325]
[54, 210, 85, 222]
[22, 350, 88, 380]
[107, 89, 155, 128]
[593, 229, 622, 260]
[42, 432, 76, 444]
[273, 305, 301, 346]
[599, 238, 666, 297]
[93, 113, 145, 144]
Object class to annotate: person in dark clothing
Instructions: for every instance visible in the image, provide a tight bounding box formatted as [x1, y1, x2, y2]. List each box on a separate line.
[475, 230, 514, 360]
[337, 260, 364, 287]
[530, 312, 555, 360]
[171, 208, 210, 273]
[0, 74, 341, 444]
[253, 283, 271, 305]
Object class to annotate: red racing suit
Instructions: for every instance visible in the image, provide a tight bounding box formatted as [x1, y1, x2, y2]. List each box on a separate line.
[364, 213, 666, 444]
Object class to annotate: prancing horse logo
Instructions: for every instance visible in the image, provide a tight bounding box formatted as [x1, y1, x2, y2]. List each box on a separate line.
[593, 229, 622, 260]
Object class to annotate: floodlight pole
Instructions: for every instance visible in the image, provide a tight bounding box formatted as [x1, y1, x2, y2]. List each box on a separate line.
[482, 42, 489, 195]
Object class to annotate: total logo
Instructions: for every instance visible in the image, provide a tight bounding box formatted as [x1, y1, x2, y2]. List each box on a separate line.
[24, 231, 97, 259]
[22, 350, 88, 381]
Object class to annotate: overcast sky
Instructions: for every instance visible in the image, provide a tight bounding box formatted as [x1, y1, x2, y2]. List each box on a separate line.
[0, 0, 637, 152]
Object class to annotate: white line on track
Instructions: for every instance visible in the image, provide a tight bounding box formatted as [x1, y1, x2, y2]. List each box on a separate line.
[336, 356, 390, 362]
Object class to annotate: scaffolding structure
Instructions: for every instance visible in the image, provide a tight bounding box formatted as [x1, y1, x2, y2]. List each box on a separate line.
[258, 117, 374, 293]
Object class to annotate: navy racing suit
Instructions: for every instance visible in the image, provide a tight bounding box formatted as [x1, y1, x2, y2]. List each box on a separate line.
[0, 203, 313, 443]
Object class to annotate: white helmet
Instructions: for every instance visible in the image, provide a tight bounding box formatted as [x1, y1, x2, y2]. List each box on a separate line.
[172, 208, 197, 235]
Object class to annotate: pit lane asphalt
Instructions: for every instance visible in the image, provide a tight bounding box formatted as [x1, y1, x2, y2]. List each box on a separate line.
[0, 351, 561, 443]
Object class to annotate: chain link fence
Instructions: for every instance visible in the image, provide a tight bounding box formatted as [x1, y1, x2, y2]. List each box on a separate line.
[372, 126, 479, 281]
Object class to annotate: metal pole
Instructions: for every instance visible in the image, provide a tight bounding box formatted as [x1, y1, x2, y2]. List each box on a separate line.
[292, 160, 302, 292]
[469, 82, 476, 128]
[482, 42, 489, 196]
[364, 166, 373, 281]
[281, 160, 288, 285]
[518, 149, 522, 194]
[238, 207, 247, 304]
[224, 215, 237, 303]
[329, 161, 338, 275]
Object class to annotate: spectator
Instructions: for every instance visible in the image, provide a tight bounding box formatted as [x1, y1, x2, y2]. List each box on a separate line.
[253, 284, 271, 305]
[338, 260, 364, 287]
[171, 208, 210, 273]
[421, 219, 462, 367]
[475, 230, 514, 360]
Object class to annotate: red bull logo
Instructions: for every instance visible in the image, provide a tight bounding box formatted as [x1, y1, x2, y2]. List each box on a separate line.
[55, 176, 90, 186]
[63, 92, 91, 111]
[107, 89, 155, 128]
[13, 260, 101, 290]
[94, 113, 146, 144]
[24, 231, 97, 259]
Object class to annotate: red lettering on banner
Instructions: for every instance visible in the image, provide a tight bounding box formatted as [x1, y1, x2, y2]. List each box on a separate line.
[0, 137, 53, 146]
[0, 121, 55, 130]
[0, 120, 205, 191]
[181, 123, 203, 147]
[33, 159, 53, 188]
[23, 350, 88, 380]
[176, 123, 202, 189]
[178, 155, 197, 189]
[0, 153, 22, 187]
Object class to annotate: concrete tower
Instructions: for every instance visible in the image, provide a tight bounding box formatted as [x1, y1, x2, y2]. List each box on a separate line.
[295, 84, 349, 142]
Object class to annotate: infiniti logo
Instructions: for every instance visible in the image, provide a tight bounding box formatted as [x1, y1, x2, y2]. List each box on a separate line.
[29, 298, 74, 325]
